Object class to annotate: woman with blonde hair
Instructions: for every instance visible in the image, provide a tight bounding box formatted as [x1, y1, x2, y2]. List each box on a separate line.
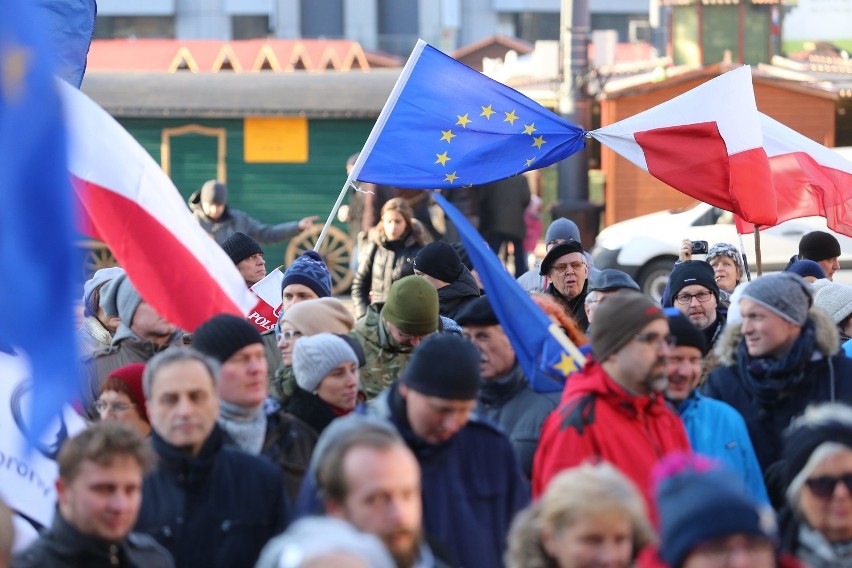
[506, 463, 654, 568]
[351, 197, 430, 318]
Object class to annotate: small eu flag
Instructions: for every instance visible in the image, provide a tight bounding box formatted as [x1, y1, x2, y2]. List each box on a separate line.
[350, 39, 587, 189]
[435, 194, 585, 393]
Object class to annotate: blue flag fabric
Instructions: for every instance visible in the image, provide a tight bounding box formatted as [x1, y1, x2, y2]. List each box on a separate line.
[0, 0, 82, 442]
[33, 0, 97, 88]
[434, 193, 585, 393]
[351, 39, 587, 189]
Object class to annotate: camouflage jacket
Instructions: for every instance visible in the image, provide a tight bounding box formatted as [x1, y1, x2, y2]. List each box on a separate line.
[350, 304, 414, 400]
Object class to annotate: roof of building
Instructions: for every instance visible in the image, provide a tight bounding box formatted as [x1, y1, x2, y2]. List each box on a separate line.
[80, 70, 402, 118]
[86, 39, 398, 73]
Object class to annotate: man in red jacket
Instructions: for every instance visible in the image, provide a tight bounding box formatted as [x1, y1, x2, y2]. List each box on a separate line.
[532, 291, 691, 521]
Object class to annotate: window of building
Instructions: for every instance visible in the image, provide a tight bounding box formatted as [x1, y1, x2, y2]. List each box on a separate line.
[94, 16, 176, 39]
[232, 15, 270, 39]
[301, 0, 344, 38]
[377, 0, 418, 56]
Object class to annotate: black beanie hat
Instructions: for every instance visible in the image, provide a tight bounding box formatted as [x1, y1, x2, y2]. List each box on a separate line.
[402, 334, 481, 400]
[665, 309, 708, 356]
[454, 296, 498, 327]
[799, 231, 841, 262]
[451, 241, 473, 271]
[414, 242, 463, 283]
[668, 260, 719, 305]
[222, 232, 262, 265]
[192, 313, 263, 363]
[540, 241, 585, 275]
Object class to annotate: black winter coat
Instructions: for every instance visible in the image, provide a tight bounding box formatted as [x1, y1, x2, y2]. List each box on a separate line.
[437, 265, 480, 319]
[281, 385, 341, 436]
[13, 512, 173, 568]
[351, 224, 428, 318]
[135, 427, 290, 568]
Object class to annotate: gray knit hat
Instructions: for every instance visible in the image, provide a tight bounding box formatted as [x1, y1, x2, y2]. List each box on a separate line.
[293, 333, 359, 393]
[82, 266, 124, 315]
[200, 180, 228, 205]
[741, 272, 813, 326]
[545, 217, 581, 245]
[814, 283, 852, 325]
[99, 272, 143, 323]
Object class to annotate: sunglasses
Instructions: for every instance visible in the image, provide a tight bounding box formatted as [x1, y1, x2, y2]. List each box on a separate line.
[805, 474, 852, 499]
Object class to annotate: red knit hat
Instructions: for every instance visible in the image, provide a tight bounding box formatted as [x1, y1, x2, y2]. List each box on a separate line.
[100, 363, 148, 423]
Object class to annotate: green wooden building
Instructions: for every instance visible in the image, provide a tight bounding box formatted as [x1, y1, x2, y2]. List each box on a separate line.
[81, 69, 400, 283]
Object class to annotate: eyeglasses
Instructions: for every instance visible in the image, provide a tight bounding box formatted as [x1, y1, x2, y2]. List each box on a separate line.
[550, 261, 586, 274]
[805, 474, 852, 499]
[675, 290, 713, 305]
[633, 332, 677, 349]
[95, 400, 134, 414]
[276, 328, 302, 342]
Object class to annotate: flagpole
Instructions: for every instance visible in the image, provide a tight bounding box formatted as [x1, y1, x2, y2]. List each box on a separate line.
[737, 233, 752, 281]
[314, 177, 354, 251]
[753, 226, 763, 276]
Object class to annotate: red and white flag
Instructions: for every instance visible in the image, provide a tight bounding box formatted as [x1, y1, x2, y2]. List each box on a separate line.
[247, 267, 284, 333]
[590, 66, 778, 227]
[59, 80, 256, 332]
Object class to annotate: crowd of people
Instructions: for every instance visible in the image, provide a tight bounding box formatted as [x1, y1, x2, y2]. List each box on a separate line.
[4, 178, 852, 568]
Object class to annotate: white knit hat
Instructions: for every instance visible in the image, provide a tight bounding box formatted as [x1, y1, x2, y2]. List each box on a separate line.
[814, 283, 852, 325]
[293, 333, 359, 393]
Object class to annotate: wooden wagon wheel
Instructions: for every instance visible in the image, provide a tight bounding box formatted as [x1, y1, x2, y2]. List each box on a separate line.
[77, 240, 119, 280]
[284, 225, 354, 295]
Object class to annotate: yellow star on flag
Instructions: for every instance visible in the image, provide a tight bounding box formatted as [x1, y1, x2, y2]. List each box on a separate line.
[440, 129, 456, 143]
[1, 46, 31, 103]
[553, 352, 578, 377]
[480, 105, 496, 119]
[435, 151, 451, 166]
[525, 157, 536, 167]
[503, 110, 519, 125]
[532, 135, 546, 149]
[444, 171, 459, 183]
[523, 123, 537, 135]
[456, 114, 471, 128]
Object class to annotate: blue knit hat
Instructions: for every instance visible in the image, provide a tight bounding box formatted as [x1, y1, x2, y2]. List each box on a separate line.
[656, 456, 777, 567]
[281, 251, 332, 298]
[786, 259, 826, 281]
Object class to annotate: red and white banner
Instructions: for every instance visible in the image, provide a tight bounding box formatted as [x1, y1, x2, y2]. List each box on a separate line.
[247, 267, 284, 332]
[590, 66, 778, 227]
[59, 80, 256, 332]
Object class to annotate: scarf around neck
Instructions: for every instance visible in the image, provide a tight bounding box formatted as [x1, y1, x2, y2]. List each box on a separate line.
[218, 400, 267, 455]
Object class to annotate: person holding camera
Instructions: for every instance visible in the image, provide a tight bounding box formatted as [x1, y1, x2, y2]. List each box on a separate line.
[663, 239, 744, 310]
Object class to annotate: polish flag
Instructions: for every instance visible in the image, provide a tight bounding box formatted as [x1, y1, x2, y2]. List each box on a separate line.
[733, 115, 852, 236]
[590, 66, 778, 227]
[59, 80, 256, 332]
[247, 267, 284, 333]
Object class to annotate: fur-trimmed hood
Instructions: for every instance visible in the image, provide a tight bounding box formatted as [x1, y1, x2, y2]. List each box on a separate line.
[714, 307, 840, 367]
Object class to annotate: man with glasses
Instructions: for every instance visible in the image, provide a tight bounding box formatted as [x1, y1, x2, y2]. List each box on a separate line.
[539, 241, 591, 329]
[669, 260, 727, 351]
[533, 290, 690, 520]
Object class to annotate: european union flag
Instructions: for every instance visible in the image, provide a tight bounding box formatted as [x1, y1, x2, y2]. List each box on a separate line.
[1, 0, 81, 442]
[350, 39, 587, 189]
[33, 0, 97, 88]
[434, 194, 585, 393]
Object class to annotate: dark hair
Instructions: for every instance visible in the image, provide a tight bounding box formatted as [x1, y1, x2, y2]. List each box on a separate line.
[83, 280, 109, 318]
[318, 427, 406, 504]
[57, 421, 155, 483]
[143, 347, 219, 400]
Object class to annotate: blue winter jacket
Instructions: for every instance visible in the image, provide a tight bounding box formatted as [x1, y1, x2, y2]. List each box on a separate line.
[676, 391, 769, 503]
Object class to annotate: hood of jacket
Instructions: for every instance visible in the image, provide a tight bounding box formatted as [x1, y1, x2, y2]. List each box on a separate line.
[438, 265, 480, 304]
[714, 307, 840, 367]
[188, 189, 232, 223]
